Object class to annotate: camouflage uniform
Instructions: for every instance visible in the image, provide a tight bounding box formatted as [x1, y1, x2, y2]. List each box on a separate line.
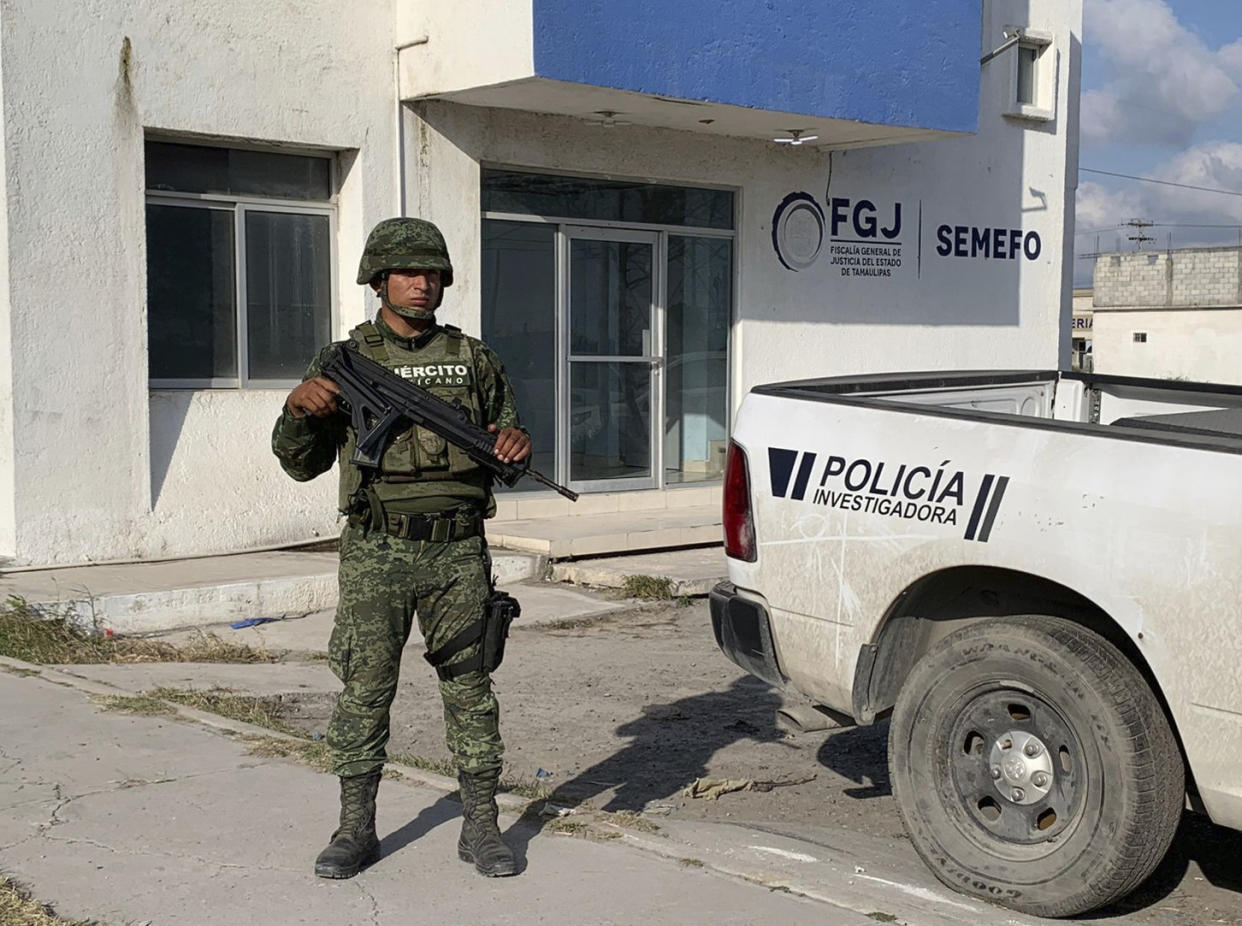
[272, 317, 521, 779]
[273, 218, 525, 879]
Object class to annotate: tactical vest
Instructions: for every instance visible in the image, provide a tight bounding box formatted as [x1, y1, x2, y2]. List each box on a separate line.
[336, 320, 488, 513]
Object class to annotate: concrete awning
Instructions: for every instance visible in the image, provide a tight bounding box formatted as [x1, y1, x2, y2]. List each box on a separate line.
[399, 0, 981, 148]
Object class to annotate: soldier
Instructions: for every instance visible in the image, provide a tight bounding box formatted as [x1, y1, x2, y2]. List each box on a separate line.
[272, 218, 530, 880]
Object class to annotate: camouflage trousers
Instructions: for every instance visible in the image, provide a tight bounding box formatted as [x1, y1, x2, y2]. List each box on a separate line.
[326, 522, 502, 779]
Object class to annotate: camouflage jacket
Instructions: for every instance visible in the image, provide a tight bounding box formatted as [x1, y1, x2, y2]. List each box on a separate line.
[271, 317, 523, 516]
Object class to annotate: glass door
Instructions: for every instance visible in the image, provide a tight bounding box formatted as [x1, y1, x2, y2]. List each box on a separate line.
[561, 227, 662, 493]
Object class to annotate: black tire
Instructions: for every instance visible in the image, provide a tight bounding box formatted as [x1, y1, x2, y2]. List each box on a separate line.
[888, 616, 1184, 918]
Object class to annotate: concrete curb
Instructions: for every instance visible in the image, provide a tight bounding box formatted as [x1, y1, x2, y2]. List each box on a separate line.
[0, 654, 530, 814]
[492, 550, 548, 585]
[548, 562, 722, 597]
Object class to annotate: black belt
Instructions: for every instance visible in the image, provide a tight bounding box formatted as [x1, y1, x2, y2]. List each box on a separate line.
[383, 511, 481, 542]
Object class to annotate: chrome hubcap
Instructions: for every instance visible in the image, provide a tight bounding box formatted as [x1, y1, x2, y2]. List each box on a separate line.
[989, 730, 1054, 805]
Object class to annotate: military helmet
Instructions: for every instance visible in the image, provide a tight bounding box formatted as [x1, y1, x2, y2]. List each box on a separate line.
[355, 217, 454, 287]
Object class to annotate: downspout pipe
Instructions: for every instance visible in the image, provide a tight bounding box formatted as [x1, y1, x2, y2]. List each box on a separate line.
[393, 35, 429, 216]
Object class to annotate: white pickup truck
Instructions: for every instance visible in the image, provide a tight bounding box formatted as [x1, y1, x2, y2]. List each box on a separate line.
[711, 370, 1242, 918]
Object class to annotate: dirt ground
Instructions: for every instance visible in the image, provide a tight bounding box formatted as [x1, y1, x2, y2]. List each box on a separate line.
[273, 597, 1242, 925]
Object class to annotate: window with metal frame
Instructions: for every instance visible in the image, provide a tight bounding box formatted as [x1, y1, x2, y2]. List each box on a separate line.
[145, 141, 336, 388]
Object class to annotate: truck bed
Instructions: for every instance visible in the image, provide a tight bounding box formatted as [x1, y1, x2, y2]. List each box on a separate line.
[752, 369, 1242, 453]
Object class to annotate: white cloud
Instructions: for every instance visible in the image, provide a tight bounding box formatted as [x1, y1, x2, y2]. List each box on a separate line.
[1083, 0, 1239, 146]
[1158, 143, 1242, 218]
[1219, 38, 1242, 80]
[1078, 141, 1242, 230]
[1075, 181, 1143, 233]
[1075, 142, 1242, 282]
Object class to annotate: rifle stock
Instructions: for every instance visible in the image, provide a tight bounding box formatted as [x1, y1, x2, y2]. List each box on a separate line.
[320, 341, 579, 502]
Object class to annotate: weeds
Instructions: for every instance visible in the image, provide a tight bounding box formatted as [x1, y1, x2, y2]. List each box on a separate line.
[620, 575, 675, 600]
[243, 735, 336, 774]
[389, 751, 457, 780]
[91, 694, 177, 718]
[147, 688, 301, 736]
[0, 877, 90, 926]
[596, 810, 660, 833]
[545, 818, 587, 836]
[0, 597, 276, 665]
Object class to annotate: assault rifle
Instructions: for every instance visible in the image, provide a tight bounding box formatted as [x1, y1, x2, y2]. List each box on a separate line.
[320, 340, 579, 502]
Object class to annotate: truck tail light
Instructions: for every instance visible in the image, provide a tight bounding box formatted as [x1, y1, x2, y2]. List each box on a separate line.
[724, 440, 757, 562]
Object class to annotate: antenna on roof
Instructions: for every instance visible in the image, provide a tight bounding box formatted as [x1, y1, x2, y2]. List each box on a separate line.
[1125, 218, 1155, 249]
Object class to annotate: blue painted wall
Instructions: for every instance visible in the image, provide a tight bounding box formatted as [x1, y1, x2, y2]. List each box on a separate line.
[532, 0, 981, 134]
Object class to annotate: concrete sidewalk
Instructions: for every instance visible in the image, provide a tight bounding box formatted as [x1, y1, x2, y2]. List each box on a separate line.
[0, 544, 727, 636]
[0, 659, 1051, 926]
[0, 664, 878, 926]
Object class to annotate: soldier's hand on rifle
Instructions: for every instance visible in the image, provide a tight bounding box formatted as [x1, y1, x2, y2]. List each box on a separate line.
[286, 377, 341, 418]
[488, 425, 531, 464]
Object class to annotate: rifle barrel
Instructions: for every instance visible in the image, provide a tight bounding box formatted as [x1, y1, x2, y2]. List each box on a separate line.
[526, 468, 579, 502]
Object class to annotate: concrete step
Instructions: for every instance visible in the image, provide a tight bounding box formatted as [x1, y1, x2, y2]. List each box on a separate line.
[550, 546, 727, 596]
[0, 549, 543, 635]
[490, 504, 720, 558]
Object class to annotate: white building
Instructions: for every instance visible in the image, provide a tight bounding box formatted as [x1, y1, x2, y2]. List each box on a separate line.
[0, 0, 1082, 566]
[1092, 247, 1242, 384]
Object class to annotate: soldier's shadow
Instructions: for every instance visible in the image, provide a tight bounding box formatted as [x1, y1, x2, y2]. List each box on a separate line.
[502, 675, 785, 856]
[379, 793, 460, 859]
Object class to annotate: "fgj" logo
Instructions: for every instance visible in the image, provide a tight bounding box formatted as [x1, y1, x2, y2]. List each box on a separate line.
[773, 194, 907, 278]
[768, 447, 1009, 542]
[773, 193, 905, 273]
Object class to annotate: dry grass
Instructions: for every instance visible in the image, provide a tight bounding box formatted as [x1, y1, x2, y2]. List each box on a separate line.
[242, 735, 337, 774]
[146, 688, 302, 736]
[91, 694, 178, 717]
[389, 751, 457, 779]
[545, 818, 588, 836]
[0, 876, 92, 925]
[596, 809, 661, 833]
[0, 597, 277, 666]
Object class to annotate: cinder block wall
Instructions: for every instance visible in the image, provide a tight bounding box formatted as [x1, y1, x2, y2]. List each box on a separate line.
[1095, 247, 1242, 308]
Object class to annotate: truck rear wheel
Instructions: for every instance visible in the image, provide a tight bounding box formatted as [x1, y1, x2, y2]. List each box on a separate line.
[888, 616, 1183, 918]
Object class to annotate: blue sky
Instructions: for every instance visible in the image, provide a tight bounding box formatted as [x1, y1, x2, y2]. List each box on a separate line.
[1075, 0, 1242, 283]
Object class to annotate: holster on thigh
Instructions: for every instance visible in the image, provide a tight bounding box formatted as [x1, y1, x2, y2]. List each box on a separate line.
[424, 592, 521, 681]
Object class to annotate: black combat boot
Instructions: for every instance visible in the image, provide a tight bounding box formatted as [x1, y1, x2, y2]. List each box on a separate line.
[314, 770, 382, 879]
[457, 769, 518, 877]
